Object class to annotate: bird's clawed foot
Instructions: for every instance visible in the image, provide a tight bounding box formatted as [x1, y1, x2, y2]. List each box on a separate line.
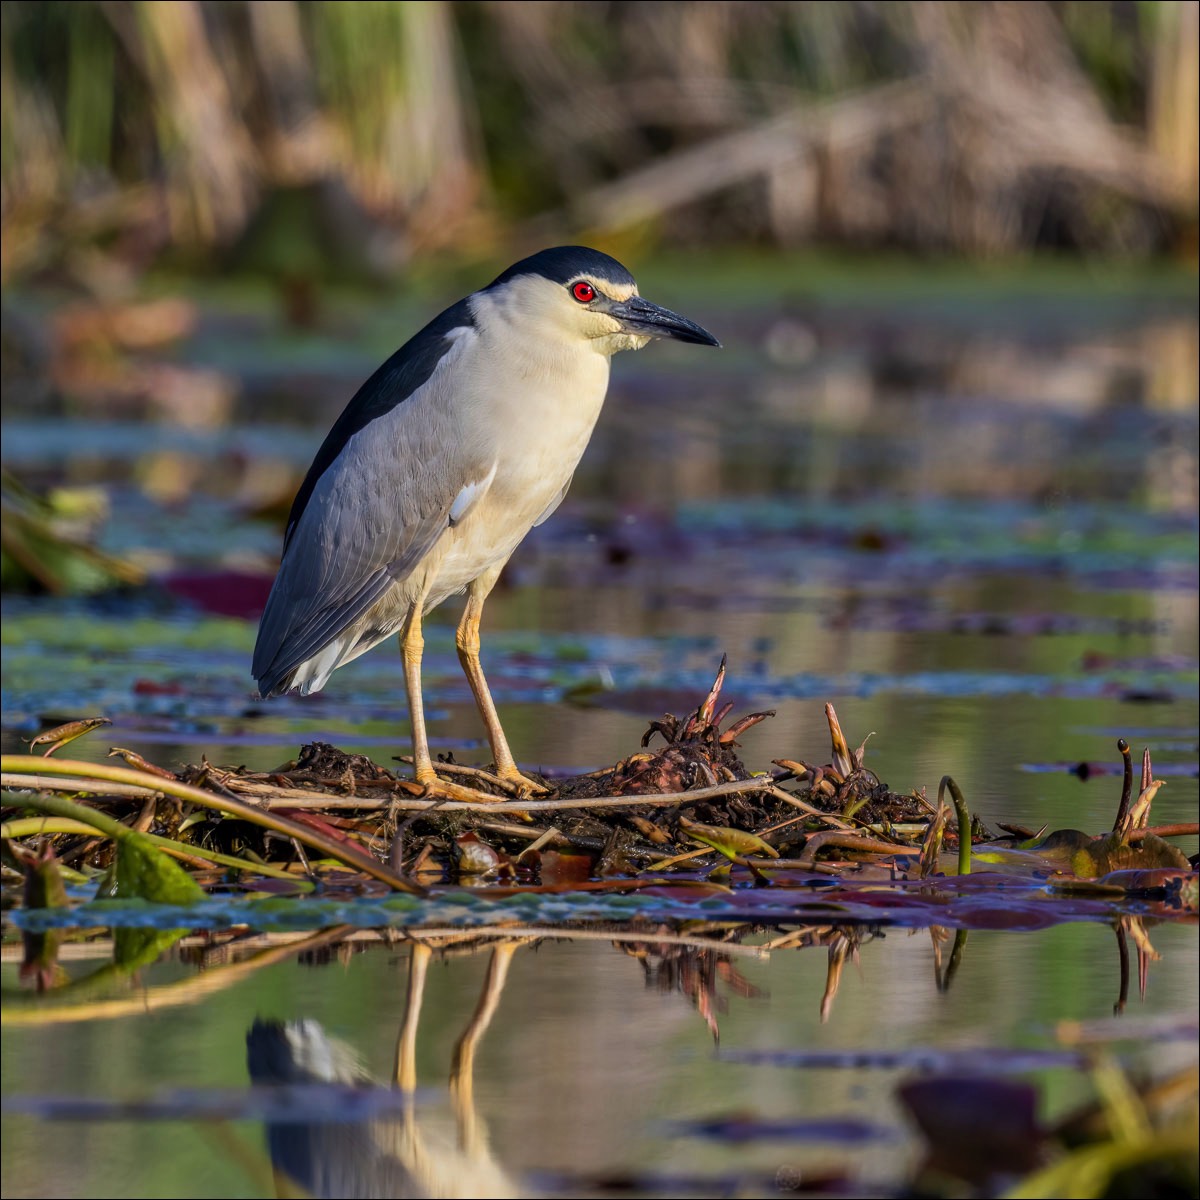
[416, 771, 509, 805]
[493, 766, 552, 799]
[413, 763, 551, 806]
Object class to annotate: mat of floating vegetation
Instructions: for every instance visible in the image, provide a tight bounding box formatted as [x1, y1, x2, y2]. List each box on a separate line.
[2, 660, 1196, 934]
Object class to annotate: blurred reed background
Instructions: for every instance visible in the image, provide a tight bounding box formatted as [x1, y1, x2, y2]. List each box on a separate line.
[1, 2, 1197, 599]
[1, 0, 1197, 291]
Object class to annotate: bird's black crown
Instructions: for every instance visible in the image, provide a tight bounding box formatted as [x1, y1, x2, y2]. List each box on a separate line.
[486, 246, 636, 290]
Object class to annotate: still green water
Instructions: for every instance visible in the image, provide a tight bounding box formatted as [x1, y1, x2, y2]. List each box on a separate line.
[2, 262, 1197, 1196]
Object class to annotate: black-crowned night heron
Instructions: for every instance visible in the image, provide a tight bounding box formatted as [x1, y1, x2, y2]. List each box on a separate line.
[253, 246, 719, 800]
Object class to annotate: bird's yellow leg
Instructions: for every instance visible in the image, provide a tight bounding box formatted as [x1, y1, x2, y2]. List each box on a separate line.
[456, 587, 550, 797]
[400, 603, 437, 786]
[402, 600, 512, 804]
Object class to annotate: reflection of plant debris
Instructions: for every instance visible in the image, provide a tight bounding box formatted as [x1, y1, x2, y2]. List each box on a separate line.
[619, 925, 763, 1042]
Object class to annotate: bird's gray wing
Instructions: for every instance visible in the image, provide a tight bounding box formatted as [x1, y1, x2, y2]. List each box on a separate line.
[253, 367, 491, 694]
[255, 498, 450, 690]
[281, 299, 476, 550]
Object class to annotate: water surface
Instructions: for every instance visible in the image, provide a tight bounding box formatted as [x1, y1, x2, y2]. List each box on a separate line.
[2, 263, 1197, 1196]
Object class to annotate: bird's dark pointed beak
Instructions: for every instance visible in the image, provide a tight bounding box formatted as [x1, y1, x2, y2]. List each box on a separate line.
[606, 295, 721, 347]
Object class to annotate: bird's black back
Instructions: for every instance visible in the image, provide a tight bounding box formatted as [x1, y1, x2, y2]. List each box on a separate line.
[282, 296, 475, 547]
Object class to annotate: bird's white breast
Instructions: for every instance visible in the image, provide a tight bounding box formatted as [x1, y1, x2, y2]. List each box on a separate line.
[426, 307, 612, 601]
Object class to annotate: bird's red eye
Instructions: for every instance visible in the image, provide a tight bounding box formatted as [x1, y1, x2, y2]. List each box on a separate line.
[572, 281, 596, 303]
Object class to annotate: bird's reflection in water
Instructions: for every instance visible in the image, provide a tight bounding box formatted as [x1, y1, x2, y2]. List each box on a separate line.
[247, 938, 524, 1199]
[241, 913, 1146, 1197]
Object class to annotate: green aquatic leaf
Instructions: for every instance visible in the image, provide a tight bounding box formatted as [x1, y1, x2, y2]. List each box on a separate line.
[678, 816, 779, 860]
[6, 806, 200, 971]
[1070, 832, 1190, 879]
[6, 791, 205, 904]
[114, 834, 205, 906]
[70, 808, 203, 970]
[1020, 829, 1096, 861]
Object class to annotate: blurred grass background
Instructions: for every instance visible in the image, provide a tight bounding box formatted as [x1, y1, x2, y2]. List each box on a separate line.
[1, 0, 1196, 293]
[1, 1, 1197, 595]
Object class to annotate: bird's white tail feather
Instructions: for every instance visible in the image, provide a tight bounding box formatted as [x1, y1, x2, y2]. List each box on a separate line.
[292, 636, 351, 696]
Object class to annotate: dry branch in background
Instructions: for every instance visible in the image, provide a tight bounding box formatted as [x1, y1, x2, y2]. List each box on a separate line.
[1, 0, 1195, 271]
